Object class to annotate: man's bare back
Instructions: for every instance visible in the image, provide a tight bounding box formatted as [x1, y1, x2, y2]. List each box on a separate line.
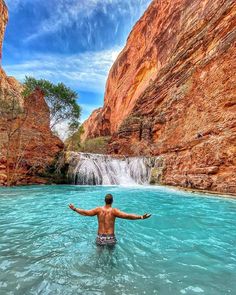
[69, 193, 151, 245]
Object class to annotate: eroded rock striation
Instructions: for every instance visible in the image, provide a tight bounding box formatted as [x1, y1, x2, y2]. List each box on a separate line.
[0, 0, 7, 62]
[83, 0, 236, 194]
[0, 0, 64, 185]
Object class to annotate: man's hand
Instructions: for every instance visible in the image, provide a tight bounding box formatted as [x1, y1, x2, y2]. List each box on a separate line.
[69, 203, 76, 211]
[142, 213, 152, 219]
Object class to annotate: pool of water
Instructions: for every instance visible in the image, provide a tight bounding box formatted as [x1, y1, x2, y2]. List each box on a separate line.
[0, 185, 235, 295]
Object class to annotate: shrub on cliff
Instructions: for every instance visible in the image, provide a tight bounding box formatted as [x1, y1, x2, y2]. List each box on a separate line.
[65, 125, 84, 151]
[65, 124, 110, 154]
[23, 76, 81, 130]
[80, 137, 111, 154]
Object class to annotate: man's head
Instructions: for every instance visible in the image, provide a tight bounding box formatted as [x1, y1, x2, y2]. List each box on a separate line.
[105, 194, 113, 205]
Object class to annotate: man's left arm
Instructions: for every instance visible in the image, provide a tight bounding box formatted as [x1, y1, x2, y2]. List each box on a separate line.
[69, 204, 99, 216]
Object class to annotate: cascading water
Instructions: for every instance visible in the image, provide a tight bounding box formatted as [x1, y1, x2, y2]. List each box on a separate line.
[67, 152, 153, 185]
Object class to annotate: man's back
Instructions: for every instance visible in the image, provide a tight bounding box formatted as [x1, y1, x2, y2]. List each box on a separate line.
[97, 206, 116, 235]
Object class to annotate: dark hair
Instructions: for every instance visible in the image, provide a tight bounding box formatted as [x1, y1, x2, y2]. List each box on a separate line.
[105, 194, 113, 205]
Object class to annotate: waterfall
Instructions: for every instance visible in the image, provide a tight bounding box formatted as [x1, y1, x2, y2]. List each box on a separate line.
[67, 152, 152, 185]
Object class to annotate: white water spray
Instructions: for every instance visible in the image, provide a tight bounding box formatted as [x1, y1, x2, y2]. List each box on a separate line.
[67, 153, 152, 185]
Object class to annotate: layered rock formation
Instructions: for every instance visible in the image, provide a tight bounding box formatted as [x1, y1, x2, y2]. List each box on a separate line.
[0, 0, 7, 62]
[0, 0, 64, 185]
[83, 0, 236, 194]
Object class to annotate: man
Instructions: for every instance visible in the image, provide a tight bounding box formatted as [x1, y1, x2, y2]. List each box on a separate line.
[69, 193, 151, 246]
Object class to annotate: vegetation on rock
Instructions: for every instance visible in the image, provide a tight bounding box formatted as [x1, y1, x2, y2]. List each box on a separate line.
[79, 137, 111, 154]
[65, 125, 84, 151]
[65, 125, 110, 154]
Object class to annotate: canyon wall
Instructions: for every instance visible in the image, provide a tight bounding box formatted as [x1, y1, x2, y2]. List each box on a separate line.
[83, 0, 236, 194]
[0, 0, 7, 62]
[0, 0, 64, 185]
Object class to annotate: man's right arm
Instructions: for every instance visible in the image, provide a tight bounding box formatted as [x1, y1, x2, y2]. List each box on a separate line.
[69, 204, 99, 216]
[114, 209, 151, 220]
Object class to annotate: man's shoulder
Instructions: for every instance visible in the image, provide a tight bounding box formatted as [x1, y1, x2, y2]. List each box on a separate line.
[112, 208, 119, 213]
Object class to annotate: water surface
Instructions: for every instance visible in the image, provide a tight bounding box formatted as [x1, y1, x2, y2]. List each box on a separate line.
[0, 185, 235, 294]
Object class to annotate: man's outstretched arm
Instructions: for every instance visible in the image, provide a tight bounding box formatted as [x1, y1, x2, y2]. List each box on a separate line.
[69, 203, 99, 216]
[114, 209, 151, 220]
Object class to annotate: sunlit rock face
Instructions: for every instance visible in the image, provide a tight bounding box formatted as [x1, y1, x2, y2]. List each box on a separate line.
[82, 108, 110, 140]
[0, 0, 7, 62]
[0, 2, 21, 100]
[82, 0, 236, 194]
[0, 1, 64, 185]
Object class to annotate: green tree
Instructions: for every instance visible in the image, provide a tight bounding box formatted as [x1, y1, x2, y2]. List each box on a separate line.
[23, 76, 81, 130]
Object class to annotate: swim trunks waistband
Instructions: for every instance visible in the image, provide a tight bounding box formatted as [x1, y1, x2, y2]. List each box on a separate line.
[96, 234, 117, 246]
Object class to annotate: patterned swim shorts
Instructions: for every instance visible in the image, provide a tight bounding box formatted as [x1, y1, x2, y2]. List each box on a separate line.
[96, 234, 117, 246]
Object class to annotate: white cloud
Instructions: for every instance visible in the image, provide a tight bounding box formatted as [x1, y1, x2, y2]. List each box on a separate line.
[6, 0, 151, 42]
[4, 47, 121, 93]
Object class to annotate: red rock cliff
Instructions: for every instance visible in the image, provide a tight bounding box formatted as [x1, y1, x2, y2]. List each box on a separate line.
[0, 0, 7, 62]
[83, 0, 236, 194]
[0, 0, 64, 185]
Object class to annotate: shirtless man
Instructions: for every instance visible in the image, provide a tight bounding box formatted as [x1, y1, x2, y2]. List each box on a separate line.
[69, 193, 151, 246]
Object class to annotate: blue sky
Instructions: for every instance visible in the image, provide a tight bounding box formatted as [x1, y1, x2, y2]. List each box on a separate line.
[3, 0, 152, 128]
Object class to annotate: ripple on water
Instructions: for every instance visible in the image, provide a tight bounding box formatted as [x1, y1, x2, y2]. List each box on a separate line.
[0, 185, 236, 295]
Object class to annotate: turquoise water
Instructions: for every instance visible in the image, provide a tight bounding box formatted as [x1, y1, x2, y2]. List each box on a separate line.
[0, 185, 236, 295]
